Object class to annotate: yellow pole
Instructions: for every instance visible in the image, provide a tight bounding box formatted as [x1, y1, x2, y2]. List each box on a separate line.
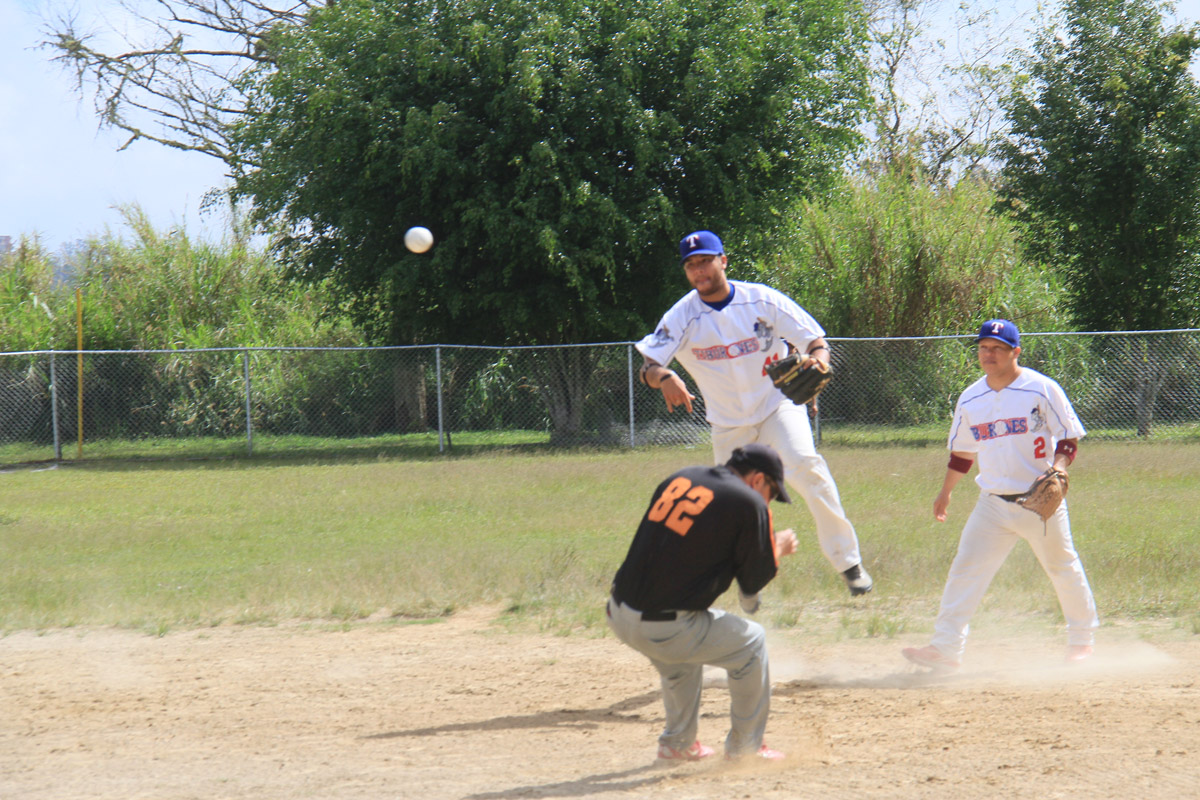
[76, 288, 83, 459]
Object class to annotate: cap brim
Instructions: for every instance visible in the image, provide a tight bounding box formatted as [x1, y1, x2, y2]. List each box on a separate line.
[681, 249, 723, 263]
[775, 484, 792, 504]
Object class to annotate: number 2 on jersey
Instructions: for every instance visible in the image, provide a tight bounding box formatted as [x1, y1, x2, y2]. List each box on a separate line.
[647, 477, 715, 536]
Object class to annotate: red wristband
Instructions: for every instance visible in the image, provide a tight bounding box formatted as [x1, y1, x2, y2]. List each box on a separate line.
[1055, 439, 1078, 464]
[948, 454, 973, 474]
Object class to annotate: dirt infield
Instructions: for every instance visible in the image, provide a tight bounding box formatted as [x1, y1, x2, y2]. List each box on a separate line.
[3, 606, 1197, 800]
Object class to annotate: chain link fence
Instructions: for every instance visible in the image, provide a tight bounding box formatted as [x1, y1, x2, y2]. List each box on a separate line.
[2, 331, 1198, 464]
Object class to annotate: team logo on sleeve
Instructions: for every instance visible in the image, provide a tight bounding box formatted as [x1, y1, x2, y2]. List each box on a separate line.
[1030, 406, 1046, 433]
[649, 326, 674, 347]
[970, 416, 1029, 441]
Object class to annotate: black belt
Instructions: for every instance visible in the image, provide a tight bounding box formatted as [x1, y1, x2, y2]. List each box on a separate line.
[611, 594, 678, 622]
[995, 493, 1022, 502]
[640, 609, 678, 621]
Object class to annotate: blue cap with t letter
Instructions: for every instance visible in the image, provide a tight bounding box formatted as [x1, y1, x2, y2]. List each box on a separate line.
[679, 230, 724, 264]
[976, 319, 1020, 348]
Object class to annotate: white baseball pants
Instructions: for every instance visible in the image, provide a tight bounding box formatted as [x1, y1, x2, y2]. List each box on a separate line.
[931, 493, 1099, 659]
[711, 401, 863, 572]
[606, 598, 771, 757]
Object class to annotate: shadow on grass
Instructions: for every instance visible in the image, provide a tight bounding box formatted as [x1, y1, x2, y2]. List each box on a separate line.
[4, 431, 1196, 473]
[0, 440, 660, 472]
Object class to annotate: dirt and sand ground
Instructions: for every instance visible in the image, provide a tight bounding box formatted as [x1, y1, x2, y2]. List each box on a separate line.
[3, 605, 1197, 799]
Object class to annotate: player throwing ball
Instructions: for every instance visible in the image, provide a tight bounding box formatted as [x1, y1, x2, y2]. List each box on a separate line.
[902, 319, 1099, 671]
[607, 443, 799, 761]
[637, 230, 872, 596]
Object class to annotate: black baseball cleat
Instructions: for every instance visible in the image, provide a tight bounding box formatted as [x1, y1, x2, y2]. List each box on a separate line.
[842, 563, 873, 596]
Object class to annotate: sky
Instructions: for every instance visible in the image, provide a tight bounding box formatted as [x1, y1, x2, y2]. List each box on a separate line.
[1, 0, 1197, 254]
[2, 0, 232, 252]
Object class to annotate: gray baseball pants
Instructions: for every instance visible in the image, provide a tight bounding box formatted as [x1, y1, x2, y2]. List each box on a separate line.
[606, 597, 770, 757]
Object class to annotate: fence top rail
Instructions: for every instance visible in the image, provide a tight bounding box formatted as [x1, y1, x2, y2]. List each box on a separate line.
[826, 328, 1200, 343]
[2, 330, 1197, 358]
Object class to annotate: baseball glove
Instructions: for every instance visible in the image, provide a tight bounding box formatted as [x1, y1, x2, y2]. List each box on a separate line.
[1014, 467, 1069, 522]
[766, 353, 832, 406]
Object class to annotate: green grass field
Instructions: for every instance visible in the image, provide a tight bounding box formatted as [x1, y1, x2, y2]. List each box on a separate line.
[1, 441, 1197, 640]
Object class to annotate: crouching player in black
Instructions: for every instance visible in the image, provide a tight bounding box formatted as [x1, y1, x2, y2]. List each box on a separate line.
[607, 443, 799, 762]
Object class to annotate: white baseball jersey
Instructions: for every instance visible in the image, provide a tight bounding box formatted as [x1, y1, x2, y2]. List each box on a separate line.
[948, 367, 1086, 495]
[636, 281, 825, 428]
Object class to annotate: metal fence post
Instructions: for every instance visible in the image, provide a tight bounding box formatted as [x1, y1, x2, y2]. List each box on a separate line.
[243, 349, 253, 456]
[49, 352, 61, 461]
[627, 345, 636, 448]
[436, 346, 445, 453]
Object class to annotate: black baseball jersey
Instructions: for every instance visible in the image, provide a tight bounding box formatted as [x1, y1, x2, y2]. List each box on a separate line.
[611, 464, 779, 613]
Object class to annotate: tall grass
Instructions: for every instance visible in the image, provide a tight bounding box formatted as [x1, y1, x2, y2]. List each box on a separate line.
[1, 442, 1196, 638]
[0, 238, 58, 349]
[0, 206, 359, 353]
[772, 171, 1065, 338]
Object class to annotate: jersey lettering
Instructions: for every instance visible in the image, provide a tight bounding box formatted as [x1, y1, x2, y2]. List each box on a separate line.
[1033, 436, 1046, 459]
[646, 476, 715, 536]
[692, 337, 761, 361]
[970, 416, 1029, 441]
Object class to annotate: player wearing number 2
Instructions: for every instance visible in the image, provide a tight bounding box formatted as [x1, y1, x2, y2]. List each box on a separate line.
[902, 319, 1099, 671]
[636, 230, 871, 596]
[608, 443, 799, 761]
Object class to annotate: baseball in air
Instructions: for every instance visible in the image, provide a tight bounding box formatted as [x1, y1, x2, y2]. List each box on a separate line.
[404, 226, 434, 253]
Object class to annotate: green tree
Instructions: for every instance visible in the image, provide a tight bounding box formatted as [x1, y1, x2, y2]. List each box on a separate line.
[998, 0, 1200, 333]
[998, 0, 1200, 436]
[229, 0, 869, 440]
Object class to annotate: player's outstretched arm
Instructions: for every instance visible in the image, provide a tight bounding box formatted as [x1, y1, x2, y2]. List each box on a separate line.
[640, 358, 695, 414]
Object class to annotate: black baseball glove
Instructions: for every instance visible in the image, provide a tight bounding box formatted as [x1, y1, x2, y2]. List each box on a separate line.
[766, 353, 832, 406]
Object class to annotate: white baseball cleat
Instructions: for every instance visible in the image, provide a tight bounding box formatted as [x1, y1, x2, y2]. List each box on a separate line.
[842, 563, 873, 596]
[902, 645, 961, 672]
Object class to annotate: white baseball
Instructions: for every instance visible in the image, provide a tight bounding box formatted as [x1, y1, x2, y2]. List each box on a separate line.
[404, 226, 434, 253]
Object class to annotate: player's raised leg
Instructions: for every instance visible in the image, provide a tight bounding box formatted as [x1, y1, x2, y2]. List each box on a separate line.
[760, 403, 871, 594]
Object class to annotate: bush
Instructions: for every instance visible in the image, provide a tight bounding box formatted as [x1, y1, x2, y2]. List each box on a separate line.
[771, 170, 1065, 338]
